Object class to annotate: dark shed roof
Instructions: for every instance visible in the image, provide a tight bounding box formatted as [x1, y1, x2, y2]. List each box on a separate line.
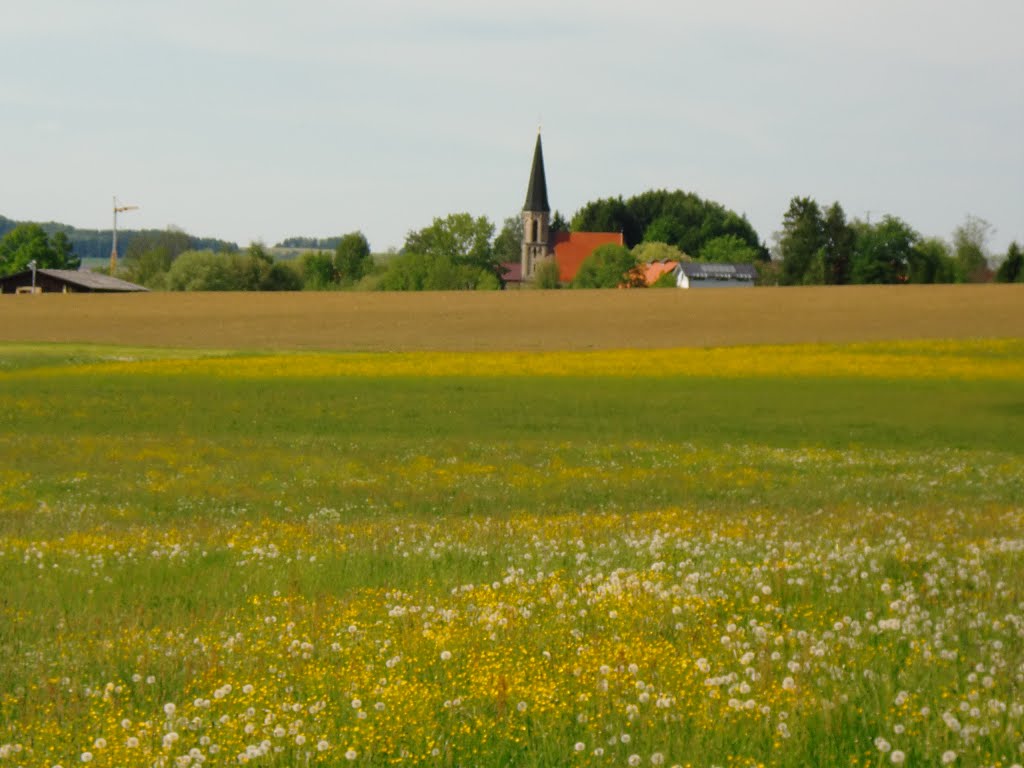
[0, 268, 149, 293]
[523, 133, 550, 213]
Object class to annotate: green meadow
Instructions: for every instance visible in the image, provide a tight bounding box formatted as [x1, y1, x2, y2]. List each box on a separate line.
[1, 341, 1023, 767]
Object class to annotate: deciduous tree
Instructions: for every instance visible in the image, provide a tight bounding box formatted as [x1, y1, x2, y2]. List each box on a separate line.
[0, 223, 79, 276]
[851, 216, 918, 284]
[571, 244, 641, 288]
[777, 197, 825, 285]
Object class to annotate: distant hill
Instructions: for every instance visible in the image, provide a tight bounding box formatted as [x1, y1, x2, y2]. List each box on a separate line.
[0, 214, 239, 262]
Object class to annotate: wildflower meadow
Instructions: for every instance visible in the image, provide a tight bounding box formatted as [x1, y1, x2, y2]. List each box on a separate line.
[1, 340, 1023, 767]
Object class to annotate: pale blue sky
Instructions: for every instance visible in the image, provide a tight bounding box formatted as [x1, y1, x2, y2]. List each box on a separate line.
[1, 1, 1021, 254]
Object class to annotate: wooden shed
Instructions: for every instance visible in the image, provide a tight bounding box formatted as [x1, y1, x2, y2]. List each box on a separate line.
[0, 268, 148, 294]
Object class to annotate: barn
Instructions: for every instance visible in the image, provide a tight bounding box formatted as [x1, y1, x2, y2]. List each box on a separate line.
[0, 268, 148, 294]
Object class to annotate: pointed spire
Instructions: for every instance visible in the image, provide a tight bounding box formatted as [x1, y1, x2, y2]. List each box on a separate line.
[523, 132, 550, 213]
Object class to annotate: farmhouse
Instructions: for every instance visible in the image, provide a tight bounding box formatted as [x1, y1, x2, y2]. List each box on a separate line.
[504, 133, 624, 286]
[674, 261, 756, 289]
[0, 268, 148, 294]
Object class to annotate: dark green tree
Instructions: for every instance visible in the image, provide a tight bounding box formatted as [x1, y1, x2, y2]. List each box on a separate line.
[822, 203, 855, 285]
[50, 231, 80, 270]
[777, 197, 826, 285]
[334, 232, 372, 283]
[300, 251, 337, 289]
[571, 197, 640, 245]
[907, 237, 955, 284]
[492, 217, 522, 266]
[851, 216, 918, 284]
[571, 244, 640, 289]
[995, 242, 1023, 283]
[550, 210, 569, 234]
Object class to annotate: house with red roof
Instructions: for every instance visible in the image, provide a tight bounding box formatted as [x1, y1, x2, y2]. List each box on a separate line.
[502, 133, 623, 286]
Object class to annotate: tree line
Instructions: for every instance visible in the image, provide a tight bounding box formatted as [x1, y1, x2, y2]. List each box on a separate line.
[770, 199, 1021, 285]
[3, 193, 1020, 288]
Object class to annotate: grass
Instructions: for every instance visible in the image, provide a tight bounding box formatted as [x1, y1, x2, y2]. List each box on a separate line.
[0, 339, 1023, 767]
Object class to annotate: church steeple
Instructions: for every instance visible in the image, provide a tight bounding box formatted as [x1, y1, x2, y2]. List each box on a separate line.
[524, 132, 550, 213]
[521, 131, 552, 280]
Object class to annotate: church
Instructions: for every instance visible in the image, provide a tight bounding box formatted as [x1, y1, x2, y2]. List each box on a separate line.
[503, 133, 624, 286]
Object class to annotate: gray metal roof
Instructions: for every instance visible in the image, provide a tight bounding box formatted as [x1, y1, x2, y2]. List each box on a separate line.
[36, 268, 149, 291]
[676, 262, 757, 280]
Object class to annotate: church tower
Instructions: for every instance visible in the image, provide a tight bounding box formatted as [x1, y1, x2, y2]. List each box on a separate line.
[521, 132, 551, 280]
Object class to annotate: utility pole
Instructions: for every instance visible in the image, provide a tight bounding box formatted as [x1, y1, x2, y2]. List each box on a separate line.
[110, 196, 139, 274]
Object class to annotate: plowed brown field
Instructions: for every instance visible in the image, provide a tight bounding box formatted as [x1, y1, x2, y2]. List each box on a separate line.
[1, 285, 1022, 351]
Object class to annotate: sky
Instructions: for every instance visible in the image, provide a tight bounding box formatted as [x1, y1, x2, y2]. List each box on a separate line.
[1, 0, 1022, 255]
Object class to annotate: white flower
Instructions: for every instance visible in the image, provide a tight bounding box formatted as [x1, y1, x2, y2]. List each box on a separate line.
[164, 702, 177, 717]
[317, 740, 330, 752]
[890, 750, 905, 764]
[574, 742, 586, 752]
[941, 752, 957, 765]
[351, 698, 362, 709]
[295, 735, 306, 746]
[517, 701, 527, 712]
[651, 753, 665, 765]
[80, 753, 93, 764]
[440, 650, 452, 661]
[628, 755, 641, 767]
[92, 739, 106, 750]
[620, 733, 631, 744]
[874, 737, 891, 753]
[345, 748, 357, 760]
[126, 737, 139, 749]
[242, 684, 254, 695]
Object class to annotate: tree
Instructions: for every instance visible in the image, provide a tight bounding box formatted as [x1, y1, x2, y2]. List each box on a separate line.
[632, 241, 689, 264]
[571, 244, 641, 288]
[258, 262, 303, 291]
[995, 242, 1023, 283]
[492, 217, 522, 266]
[550, 210, 568, 234]
[777, 197, 825, 285]
[301, 250, 337, 289]
[50, 231, 80, 270]
[0, 223, 79, 276]
[699, 234, 760, 264]
[532, 259, 561, 289]
[907, 237, 955, 284]
[404, 213, 497, 274]
[821, 203, 854, 285]
[120, 228, 193, 286]
[571, 189, 766, 259]
[377, 252, 498, 291]
[851, 216, 918, 284]
[952, 215, 993, 282]
[571, 197, 639, 245]
[334, 232, 372, 284]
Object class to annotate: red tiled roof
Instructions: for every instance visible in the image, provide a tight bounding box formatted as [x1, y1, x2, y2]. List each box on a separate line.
[552, 231, 625, 283]
[642, 260, 679, 286]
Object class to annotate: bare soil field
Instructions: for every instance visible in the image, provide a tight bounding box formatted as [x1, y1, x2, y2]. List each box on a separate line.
[0, 285, 1021, 351]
